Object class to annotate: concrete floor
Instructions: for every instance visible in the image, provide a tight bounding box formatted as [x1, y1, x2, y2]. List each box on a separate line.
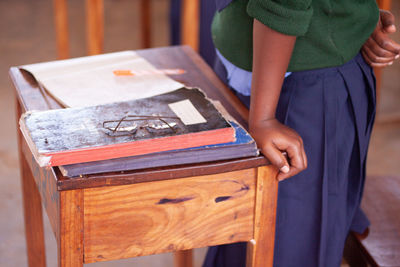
[0, 0, 399, 266]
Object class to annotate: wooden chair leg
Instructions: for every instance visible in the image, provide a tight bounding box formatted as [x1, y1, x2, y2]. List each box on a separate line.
[181, 0, 199, 51]
[246, 166, 279, 267]
[140, 0, 151, 48]
[53, 0, 69, 59]
[377, 0, 392, 10]
[343, 233, 369, 267]
[174, 250, 193, 267]
[374, 67, 382, 103]
[16, 99, 47, 267]
[86, 0, 104, 55]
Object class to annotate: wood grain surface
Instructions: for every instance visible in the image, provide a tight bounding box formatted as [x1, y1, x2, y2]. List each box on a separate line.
[21, 136, 60, 239]
[17, 96, 60, 240]
[58, 189, 84, 267]
[18, 130, 47, 266]
[11, 47, 279, 267]
[17, 96, 47, 266]
[10, 68, 62, 113]
[10, 46, 269, 191]
[57, 156, 267, 190]
[83, 169, 256, 263]
[246, 166, 279, 267]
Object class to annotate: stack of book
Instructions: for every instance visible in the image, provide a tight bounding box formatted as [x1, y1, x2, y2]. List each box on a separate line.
[20, 87, 258, 177]
[19, 52, 258, 177]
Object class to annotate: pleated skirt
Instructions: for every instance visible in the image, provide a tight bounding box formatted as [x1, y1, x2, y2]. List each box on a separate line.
[204, 53, 376, 267]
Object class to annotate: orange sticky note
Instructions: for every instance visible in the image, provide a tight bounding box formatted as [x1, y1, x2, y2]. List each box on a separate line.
[113, 70, 134, 76]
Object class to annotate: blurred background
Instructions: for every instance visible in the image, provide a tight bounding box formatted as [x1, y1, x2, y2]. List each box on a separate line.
[0, 0, 399, 266]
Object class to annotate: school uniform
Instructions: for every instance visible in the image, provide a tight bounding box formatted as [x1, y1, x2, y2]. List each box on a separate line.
[203, 0, 379, 266]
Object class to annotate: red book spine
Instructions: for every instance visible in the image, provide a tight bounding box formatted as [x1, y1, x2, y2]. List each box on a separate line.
[44, 127, 235, 166]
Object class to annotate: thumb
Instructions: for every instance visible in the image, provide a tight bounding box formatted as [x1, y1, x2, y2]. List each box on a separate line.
[380, 10, 396, 33]
[262, 146, 290, 173]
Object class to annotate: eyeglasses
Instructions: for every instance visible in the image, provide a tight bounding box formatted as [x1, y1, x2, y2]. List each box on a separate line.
[102, 115, 181, 137]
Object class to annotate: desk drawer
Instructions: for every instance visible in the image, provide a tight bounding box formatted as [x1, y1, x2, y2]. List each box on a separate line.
[83, 169, 256, 263]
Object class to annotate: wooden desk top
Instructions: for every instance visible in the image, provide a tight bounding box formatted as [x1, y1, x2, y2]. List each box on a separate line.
[10, 46, 268, 191]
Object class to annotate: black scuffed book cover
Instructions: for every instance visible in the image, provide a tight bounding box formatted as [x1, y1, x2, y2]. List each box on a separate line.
[20, 87, 235, 167]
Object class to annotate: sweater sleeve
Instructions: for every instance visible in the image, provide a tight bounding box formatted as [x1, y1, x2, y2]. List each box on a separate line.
[247, 0, 313, 36]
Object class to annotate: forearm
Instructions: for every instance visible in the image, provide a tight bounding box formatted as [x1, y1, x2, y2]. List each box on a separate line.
[249, 19, 296, 127]
[248, 20, 307, 180]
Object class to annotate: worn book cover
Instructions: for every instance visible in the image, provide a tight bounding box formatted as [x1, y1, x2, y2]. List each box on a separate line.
[59, 121, 258, 177]
[20, 88, 235, 167]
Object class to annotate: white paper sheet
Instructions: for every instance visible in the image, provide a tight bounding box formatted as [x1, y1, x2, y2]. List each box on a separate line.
[21, 51, 184, 108]
[169, 99, 207, 125]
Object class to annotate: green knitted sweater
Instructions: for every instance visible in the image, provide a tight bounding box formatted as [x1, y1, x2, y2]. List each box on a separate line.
[212, 0, 379, 72]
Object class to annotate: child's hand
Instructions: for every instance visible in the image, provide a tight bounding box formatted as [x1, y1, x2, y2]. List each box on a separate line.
[250, 119, 307, 181]
[362, 9, 400, 67]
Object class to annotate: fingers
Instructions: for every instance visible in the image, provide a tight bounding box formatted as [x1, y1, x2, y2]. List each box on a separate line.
[363, 42, 396, 63]
[301, 142, 308, 169]
[362, 47, 395, 68]
[263, 145, 290, 174]
[370, 30, 400, 55]
[362, 31, 400, 67]
[274, 138, 307, 181]
[364, 38, 398, 59]
[252, 120, 307, 181]
[362, 50, 394, 68]
[380, 10, 396, 33]
[362, 9, 400, 68]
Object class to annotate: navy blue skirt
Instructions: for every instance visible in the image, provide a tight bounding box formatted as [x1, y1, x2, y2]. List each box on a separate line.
[204, 53, 376, 267]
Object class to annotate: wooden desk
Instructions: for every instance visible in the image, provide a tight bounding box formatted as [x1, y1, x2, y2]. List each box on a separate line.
[10, 46, 278, 267]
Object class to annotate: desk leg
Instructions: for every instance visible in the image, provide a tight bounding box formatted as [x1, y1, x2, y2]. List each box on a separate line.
[174, 250, 193, 267]
[16, 97, 47, 267]
[247, 166, 279, 267]
[20, 155, 47, 267]
[58, 190, 84, 267]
